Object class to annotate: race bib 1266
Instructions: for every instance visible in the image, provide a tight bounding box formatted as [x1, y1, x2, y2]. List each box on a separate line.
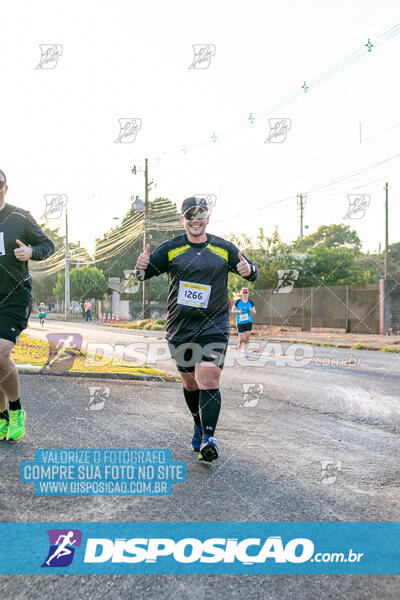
[177, 281, 211, 308]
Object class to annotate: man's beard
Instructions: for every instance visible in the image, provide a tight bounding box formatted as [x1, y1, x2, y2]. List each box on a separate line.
[188, 224, 204, 236]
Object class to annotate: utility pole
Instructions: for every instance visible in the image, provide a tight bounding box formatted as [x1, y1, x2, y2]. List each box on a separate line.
[297, 194, 306, 240]
[76, 241, 80, 269]
[384, 181, 388, 279]
[143, 158, 151, 319]
[131, 158, 152, 319]
[65, 209, 70, 320]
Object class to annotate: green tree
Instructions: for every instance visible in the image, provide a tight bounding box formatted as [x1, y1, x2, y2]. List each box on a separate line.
[95, 197, 184, 303]
[294, 224, 362, 253]
[226, 227, 293, 297]
[352, 252, 382, 284]
[290, 224, 377, 286]
[226, 224, 378, 291]
[384, 242, 400, 279]
[31, 225, 65, 306]
[295, 245, 358, 286]
[54, 267, 108, 313]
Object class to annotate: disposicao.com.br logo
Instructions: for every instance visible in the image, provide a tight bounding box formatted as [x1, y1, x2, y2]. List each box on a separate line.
[82, 536, 362, 565]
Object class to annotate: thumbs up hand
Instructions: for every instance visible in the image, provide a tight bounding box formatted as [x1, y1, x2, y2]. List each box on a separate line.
[237, 251, 251, 277]
[14, 239, 33, 261]
[136, 244, 151, 270]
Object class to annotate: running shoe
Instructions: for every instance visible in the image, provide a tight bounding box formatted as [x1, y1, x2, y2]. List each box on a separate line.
[6, 408, 25, 441]
[0, 418, 8, 440]
[198, 435, 218, 462]
[191, 424, 203, 452]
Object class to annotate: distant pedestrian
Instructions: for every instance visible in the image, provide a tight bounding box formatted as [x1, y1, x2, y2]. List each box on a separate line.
[231, 287, 256, 357]
[84, 300, 92, 323]
[38, 302, 47, 326]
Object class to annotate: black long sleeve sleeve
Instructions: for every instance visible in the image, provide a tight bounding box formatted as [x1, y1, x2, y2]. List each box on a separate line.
[0, 203, 55, 304]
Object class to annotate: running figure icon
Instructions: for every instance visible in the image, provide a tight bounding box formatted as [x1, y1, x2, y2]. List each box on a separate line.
[45, 531, 77, 566]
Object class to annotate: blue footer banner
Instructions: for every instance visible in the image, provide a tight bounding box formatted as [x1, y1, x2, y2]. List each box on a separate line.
[0, 522, 399, 574]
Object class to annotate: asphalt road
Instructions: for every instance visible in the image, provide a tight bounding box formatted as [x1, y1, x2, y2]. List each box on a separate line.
[0, 320, 398, 599]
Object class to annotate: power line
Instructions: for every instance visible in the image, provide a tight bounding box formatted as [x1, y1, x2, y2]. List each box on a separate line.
[214, 150, 400, 224]
[143, 21, 400, 160]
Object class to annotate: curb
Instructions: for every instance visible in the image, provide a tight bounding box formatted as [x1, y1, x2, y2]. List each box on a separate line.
[263, 337, 384, 351]
[18, 369, 174, 382]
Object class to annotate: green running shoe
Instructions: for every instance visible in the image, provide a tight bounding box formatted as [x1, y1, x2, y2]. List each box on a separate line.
[0, 418, 8, 440]
[6, 408, 25, 441]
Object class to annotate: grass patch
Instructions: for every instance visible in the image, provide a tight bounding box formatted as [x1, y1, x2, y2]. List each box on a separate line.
[103, 318, 166, 331]
[381, 347, 400, 353]
[351, 343, 377, 351]
[12, 334, 172, 378]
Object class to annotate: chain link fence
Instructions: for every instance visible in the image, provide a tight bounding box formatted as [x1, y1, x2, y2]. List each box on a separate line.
[233, 284, 380, 334]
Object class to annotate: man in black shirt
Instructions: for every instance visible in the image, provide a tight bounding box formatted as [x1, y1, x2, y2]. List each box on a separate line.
[0, 169, 55, 440]
[135, 196, 258, 462]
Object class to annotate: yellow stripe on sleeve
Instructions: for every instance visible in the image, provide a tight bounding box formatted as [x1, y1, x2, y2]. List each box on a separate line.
[206, 244, 228, 262]
[168, 245, 191, 261]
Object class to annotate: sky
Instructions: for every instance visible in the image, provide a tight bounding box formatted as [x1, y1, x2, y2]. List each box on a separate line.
[1, 0, 399, 257]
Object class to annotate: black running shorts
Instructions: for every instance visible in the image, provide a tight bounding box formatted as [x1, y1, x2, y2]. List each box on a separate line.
[168, 334, 229, 373]
[237, 322, 252, 333]
[0, 302, 31, 344]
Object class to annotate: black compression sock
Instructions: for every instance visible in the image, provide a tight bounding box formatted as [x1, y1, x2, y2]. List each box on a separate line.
[200, 389, 221, 437]
[0, 410, 9, 421]
[183, 388, 201, 426]
[9, 399, 22, 411]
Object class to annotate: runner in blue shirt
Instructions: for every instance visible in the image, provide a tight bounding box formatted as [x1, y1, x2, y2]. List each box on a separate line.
[38, 303, 47, 327]
[232, 288, 256, 357]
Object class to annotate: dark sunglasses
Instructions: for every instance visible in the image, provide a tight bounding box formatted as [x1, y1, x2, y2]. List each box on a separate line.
[0, 181, 5, 190]
[184, 209, 208, 221]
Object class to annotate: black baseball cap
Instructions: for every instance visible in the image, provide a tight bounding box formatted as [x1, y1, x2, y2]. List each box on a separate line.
[0, 170, 6, 183]
[180, 196, 208, 215]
